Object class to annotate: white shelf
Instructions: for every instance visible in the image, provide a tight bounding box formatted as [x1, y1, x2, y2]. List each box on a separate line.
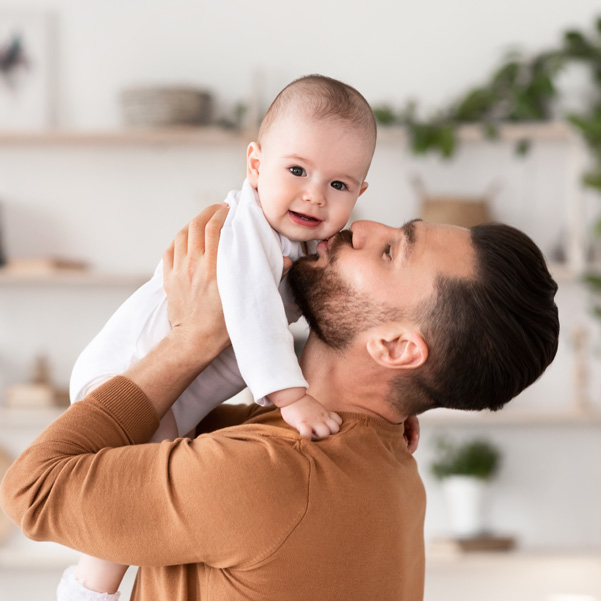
[420, 407, 601, 427]
[0, 270, 149, 286]
[0, 407, 66, 428]
[0, 532, 80, 569]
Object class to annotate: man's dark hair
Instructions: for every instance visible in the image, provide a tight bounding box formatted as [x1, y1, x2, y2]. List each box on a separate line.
[403, 222, 560, 414]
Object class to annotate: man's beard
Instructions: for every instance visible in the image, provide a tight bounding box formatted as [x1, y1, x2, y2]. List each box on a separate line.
[288, 230, 400, 350]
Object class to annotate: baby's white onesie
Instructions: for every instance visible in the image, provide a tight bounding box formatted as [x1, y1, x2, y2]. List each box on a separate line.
[70, 179, 311, 436]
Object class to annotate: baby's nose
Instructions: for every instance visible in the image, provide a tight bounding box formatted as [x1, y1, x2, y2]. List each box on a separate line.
[303, 185, 326, 205]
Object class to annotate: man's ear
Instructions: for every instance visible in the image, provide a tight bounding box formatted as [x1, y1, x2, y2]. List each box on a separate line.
[366, 328, 428, 371]
[247, 142, 262, 187]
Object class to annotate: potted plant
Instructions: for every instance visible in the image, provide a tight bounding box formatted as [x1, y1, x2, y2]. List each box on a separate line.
[431, 436, 501, 538]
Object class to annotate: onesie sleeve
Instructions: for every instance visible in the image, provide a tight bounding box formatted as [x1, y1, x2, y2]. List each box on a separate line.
[217, 192, 308, 402]
[0, 377, 309, 570]
[69, 262, 172, 402]
[70, 258, 248, 438]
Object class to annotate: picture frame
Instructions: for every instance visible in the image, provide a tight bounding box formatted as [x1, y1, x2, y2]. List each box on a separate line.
[0, 11, 57, 130]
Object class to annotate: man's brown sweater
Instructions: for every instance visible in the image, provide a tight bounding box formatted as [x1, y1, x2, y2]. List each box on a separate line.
[0, 376, 426, 600]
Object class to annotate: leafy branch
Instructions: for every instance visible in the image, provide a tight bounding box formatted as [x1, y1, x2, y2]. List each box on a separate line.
[373, 16, 601, 191]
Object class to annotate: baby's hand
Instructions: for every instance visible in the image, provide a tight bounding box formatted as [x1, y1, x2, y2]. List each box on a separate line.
[280, 394, 342, 439]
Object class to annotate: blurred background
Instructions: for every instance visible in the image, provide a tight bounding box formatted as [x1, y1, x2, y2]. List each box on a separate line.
[1, 1, 601, 600]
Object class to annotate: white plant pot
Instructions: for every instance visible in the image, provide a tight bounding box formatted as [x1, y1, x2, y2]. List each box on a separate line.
[441, 475, 489, 538]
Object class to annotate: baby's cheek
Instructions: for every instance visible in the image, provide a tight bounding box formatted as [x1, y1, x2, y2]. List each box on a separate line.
[328, 208, 355, 233]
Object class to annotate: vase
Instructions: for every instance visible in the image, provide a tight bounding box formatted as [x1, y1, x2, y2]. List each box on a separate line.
[441, 475, 489, 538]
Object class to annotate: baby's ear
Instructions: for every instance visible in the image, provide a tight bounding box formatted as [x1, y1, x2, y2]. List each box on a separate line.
[247, 142, 262, 186]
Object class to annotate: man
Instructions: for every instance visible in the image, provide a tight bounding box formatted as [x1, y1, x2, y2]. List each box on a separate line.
[0, 206, 559, 601]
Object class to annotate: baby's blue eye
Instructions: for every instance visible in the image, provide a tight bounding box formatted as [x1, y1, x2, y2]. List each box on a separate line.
[289, 166, 306, 177]
[331, 181, 347, 191]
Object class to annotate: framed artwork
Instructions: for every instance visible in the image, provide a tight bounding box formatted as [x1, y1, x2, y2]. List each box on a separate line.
[0, 11, 57, 130]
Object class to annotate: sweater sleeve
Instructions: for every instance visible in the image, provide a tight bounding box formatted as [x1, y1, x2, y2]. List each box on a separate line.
[217, 185, 308, 402]
[0, 377, 309, 569]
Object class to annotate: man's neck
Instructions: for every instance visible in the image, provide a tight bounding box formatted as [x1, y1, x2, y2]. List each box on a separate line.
[299, 333, 408, 424]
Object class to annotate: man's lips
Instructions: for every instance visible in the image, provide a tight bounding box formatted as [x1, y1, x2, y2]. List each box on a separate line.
[288, 210, 322, 228]
[316, 229, 353, 257]
[316, 239, 329, 254]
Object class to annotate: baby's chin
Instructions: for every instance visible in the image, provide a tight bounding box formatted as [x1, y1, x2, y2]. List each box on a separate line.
[278, 224, 339, 244]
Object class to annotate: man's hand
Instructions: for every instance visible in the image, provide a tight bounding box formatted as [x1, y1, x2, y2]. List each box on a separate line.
[280, 394, 343, 439]
[123, 204, 233, 418]
[163, 204, 231, 357]
[403, 416, 420, 454]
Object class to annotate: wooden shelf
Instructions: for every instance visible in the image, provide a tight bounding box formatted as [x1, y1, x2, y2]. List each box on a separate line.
[0, 126, 253, 147]
[2, 404, 600, 429]
[548, 262, 582, 282]
[0, 270, 149, 286]
[377, 121, 575, 144]
[0, 122, 576, 148]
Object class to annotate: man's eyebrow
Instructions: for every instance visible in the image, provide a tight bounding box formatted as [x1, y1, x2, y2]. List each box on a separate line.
[400, 218, 421, 257]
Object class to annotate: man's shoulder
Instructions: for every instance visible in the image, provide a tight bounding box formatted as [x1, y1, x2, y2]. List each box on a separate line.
[195, 404, 308, 469]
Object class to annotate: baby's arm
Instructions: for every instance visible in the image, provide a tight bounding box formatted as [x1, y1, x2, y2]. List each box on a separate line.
[217, 189, 312, 397]
[269, 387, 342, 439]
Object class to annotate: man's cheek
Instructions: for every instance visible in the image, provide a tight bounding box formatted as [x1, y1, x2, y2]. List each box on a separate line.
[338, 263, 374, 297]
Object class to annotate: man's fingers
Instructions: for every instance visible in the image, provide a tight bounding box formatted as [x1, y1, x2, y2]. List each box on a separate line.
[173, 226, 189, 271]
[163, 240, 175, 276]
[202, 207, 229, 278]
[187, 204, 223, 254]
[404, 416, 421, 454]
[281, 257, 293, 281]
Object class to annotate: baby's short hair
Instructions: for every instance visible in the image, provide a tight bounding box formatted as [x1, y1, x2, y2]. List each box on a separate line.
[258, 74, 377, 153]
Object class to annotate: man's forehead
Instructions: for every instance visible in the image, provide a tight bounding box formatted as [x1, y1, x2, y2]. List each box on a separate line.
[403, 219, 475, 278]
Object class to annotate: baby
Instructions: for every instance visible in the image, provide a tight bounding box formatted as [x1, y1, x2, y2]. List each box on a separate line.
[58, 74, 377, 600]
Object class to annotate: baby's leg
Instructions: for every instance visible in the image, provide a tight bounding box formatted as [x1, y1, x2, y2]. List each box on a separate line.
[57, 560, 125, 600]
[57, 410, 178, 600]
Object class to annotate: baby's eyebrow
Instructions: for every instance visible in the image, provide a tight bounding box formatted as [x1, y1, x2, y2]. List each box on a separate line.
[283, 154, 311, 163]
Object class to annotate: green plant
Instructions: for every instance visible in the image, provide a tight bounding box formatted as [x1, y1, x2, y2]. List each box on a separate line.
[372, 15, 601, 322]
[430, 436, 501, 481]
[372, 15, 601, 193]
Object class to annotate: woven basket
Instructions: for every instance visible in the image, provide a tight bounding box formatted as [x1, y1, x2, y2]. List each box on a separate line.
[121, 87, 213, 127]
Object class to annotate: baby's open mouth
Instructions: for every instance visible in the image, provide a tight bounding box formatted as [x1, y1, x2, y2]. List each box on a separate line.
[289, 210, 322, 228]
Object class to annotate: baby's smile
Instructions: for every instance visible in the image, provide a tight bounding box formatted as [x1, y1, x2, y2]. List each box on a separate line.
[288, 210, 323, 228]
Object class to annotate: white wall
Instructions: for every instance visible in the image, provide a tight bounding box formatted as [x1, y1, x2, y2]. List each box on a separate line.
[4, 0, 601, 129]
[2, 0, 601, 556]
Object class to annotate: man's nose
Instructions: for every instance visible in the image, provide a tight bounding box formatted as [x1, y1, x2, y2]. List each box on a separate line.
[350, 220, 382, 249]
[350, 220, 370, 249]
